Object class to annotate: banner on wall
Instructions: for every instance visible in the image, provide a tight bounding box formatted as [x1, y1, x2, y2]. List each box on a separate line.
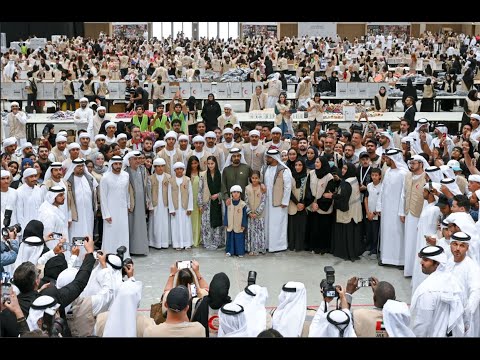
[366, 23, 411, 36]
[112, 23, 148, 39]
[242, 24, 277, 38]
[298, 23, 337, 38]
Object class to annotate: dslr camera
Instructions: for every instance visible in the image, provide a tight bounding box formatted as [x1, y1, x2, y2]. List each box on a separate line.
[41, 306, 66, 337]
[122, 258, 133, 277]
[2, 209, 22, 239]
[320, 266, 338, 298]
[247, 271, 257, 286]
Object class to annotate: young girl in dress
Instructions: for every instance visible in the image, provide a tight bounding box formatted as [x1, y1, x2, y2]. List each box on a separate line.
[244, 170, 267, 255]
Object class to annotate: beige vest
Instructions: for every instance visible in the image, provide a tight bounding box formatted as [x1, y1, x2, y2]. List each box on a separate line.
[68, 297, 95, 337]
[150, 172, 171, 208]
[157, 148, 183, 175]
[375, 94, 388, 111]
[170, 176, 190, 210]
[42, 178, 68, 191]
[218, 142, 242, 159]
[152, 82, 165, 100]
[217, 115, 238, 129]
[297, 81, 311, 99]
[353, 308, 388, 338]
[336, 177, 363, 224]
[199, 171, 213, 205]
[227, 200, 246, 233]
[51, 146, 67, 163]
[404, 172, 426, 218]
[84, 81, 95, 96]
[308, 170, 334, 214]
[245, 184, 264, 218]
[63, 79, 73, 96]
[97, 81, 108, 96]
[288, 177, 307, 215]
[456, 175, 467, 195]
[242, 143, 266, 172]
[203, 147, 223, 170]
[272, 168, 285, 207]
[7, 112, 27, 140]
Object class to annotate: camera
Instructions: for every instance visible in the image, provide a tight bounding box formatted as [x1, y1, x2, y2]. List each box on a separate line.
[320, 266, 338, 298]
[247, 271, 257, 286]
[116, 246, 127, 261]
[176, 260, 192, 270]
[52, 232, 62, 241]
[72, 237, 86, 246]
[122, 258, 133, 277]
[41, 305, 65, 337]
[1, 272, 11, 303]
[358, 277, 372, 287]
[2, 209, 22, 238]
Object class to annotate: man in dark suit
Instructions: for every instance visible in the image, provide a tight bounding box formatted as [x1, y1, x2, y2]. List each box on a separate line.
[402, 96, 416, 131]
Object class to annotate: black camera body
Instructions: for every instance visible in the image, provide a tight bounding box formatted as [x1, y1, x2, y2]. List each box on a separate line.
[122, 258, 133, 277]
[41, 306, 65, 337]
[320, 266, 338, 298]
[2, 209, 21, 238]
[247, 271, 257, 286]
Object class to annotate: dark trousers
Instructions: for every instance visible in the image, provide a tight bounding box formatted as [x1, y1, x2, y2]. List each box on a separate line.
[65, 95, 75, 111]
[26, 93, 38, 113]
[365, 219, 380, 253]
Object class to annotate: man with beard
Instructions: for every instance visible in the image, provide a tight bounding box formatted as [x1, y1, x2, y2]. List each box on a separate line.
[41, 162, 70, 227]
[74, 98, 94, 138]
[36, 145, 51, 179]
[47, 135, 68, 163]
[376, 132, 393, 157]
[16, 168, 44, 232]
[297, 139, 308, 162]
[365, 139, 382, 168]
[242, 130, 265, 172]
[221, 148, 251, 202]
[204, 131, 224, 169]
[90, 106, 108, 138]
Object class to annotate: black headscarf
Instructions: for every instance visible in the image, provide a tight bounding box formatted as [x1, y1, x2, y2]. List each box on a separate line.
[315, 156, 330, 179]
[22, 220, 49, 255]
[292, 159, 307, 188]
[191, 272, 231, 337]
[186, 96, 196, 112]
[39, 253, 68, 287]
[342, 163, 357, 179]
[305, 146, 319, 170]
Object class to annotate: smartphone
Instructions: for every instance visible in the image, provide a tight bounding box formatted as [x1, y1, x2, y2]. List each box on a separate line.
[62, 242, 69, 251]
[72, 237, 86, 246]
[358, 277, 372, 287]
[52, 232, 62, 241]
[428, 180, 433, 192]
[176, 260, 192, 270]
[1, 273, 11, 303]
[190, 283, 197, 297]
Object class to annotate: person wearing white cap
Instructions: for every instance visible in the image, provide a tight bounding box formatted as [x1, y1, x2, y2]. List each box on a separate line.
[400, 155, 428, 277]
[168, 162, 193, 250]
[233, 284, 270, 337]
[78, 131, 94, 159]
[190, 135, 209, 171]
[18, 142, 35, 159]
[379, 149, 409, 267]
[218, 303, 249, 337]
[156, 131, 182, 175]
[408, 118, 432, 155]
[37, 185, 68, 250]
[153, 140, 166, 154]
[5, 101, 27, 146]
[99, 156, 130, 256]
[74, 97, 94, 135]
[469, 113, 480, 142]
[431, 124, 454, 155]
[242, 129, 266, 171]
[62, 142, 81, 172]
[269, 126, 289, 152]
[410, 245, 466, 337]
[65, 158, 98, 262]
[124, 151, 149, 255]
[224, 185, 247, 257]
[148, 158, 172, 249]
[266, 73, 283, 109]
[217, 104, 238, 130]
[104, 122, 117, 145]
[411, 182, 442, 293]
[1, 169, 18, 227]
[217, 127, 241, 159]
[203, 131, 224, 169]
[262, 149, 292, 253]
[445, 232, 480, 337]
[47, 135, 68, 163]
[467, 174, 480, 194]
[382, 300, 415, 337]
[296, 76, 313, 109]
[116, 133, 129, 156]
[272, 282, 307, 337]
[1, 137, 19, 162]
[16, 167, 44, 233]
[90, 106, 108, 138]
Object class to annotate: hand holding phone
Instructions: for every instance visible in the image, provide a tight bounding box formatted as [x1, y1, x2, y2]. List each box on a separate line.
[176, 260, 192, 270]
[358, 277, 372, 287]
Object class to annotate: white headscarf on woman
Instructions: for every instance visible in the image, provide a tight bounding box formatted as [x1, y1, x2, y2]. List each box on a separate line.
[102, 280, 143, 337]
[233, 284, 269, 337]
[13, 237, 45, 271]
[218, 303, 249, 337]
[308, 308, 357, 338]
[272, 281, 306, 337]
[382, 300, 415, 337]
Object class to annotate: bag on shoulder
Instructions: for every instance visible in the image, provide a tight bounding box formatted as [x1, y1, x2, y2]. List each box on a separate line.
[150, 301, 166, 325]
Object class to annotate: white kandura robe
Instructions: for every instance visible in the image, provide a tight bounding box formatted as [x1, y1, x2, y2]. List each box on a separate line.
[70, 176, 95, 264]
[1, 188, 18, 225]
[16, 184, 44, 234]
[447, 257, 480, 337]
[411, 202, 441, 293]
[168, 177, 193, 249]
[100, 171, 130, 257]
[38, 202, 69, 250]
[149, 174, 171, 249]
[379, 167, 407, 265]
[41, 180, 70, 222]
[400, 173, 425, 277]
[264, 166, 292, 252]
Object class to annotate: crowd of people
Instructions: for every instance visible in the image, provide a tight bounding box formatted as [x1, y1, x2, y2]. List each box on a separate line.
[1, 29, 480, 337]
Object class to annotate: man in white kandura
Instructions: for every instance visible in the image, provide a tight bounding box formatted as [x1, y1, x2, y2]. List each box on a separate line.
[100, 155, 130, 257]
[168, 162, 193, 250]
[37, 185, 69, 249]
[262, 149, 292, 252]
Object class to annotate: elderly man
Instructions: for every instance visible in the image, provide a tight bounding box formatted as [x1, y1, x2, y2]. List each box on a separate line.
[410, 245, 466, 337]
[156, 131, 182, 175]
[217, 104, 238, 130]
[126, 125, 143, 152]
[100, 155, 130, 256]
[242, 130, 266, 172]
[262, 149, 292, 253]
[124, 151, 149, 255]
[47, 135, 68, 163]
[5, 102, 28, 146]
[221, 148, 251, 203]
[74, 97, 94, 136]
[37, 185, 68, 249]
[16, 168, 44, 232]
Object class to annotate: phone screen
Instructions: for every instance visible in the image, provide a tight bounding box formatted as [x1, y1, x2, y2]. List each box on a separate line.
[358, 278, 371, 287]
[176, 261, 191, 270]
